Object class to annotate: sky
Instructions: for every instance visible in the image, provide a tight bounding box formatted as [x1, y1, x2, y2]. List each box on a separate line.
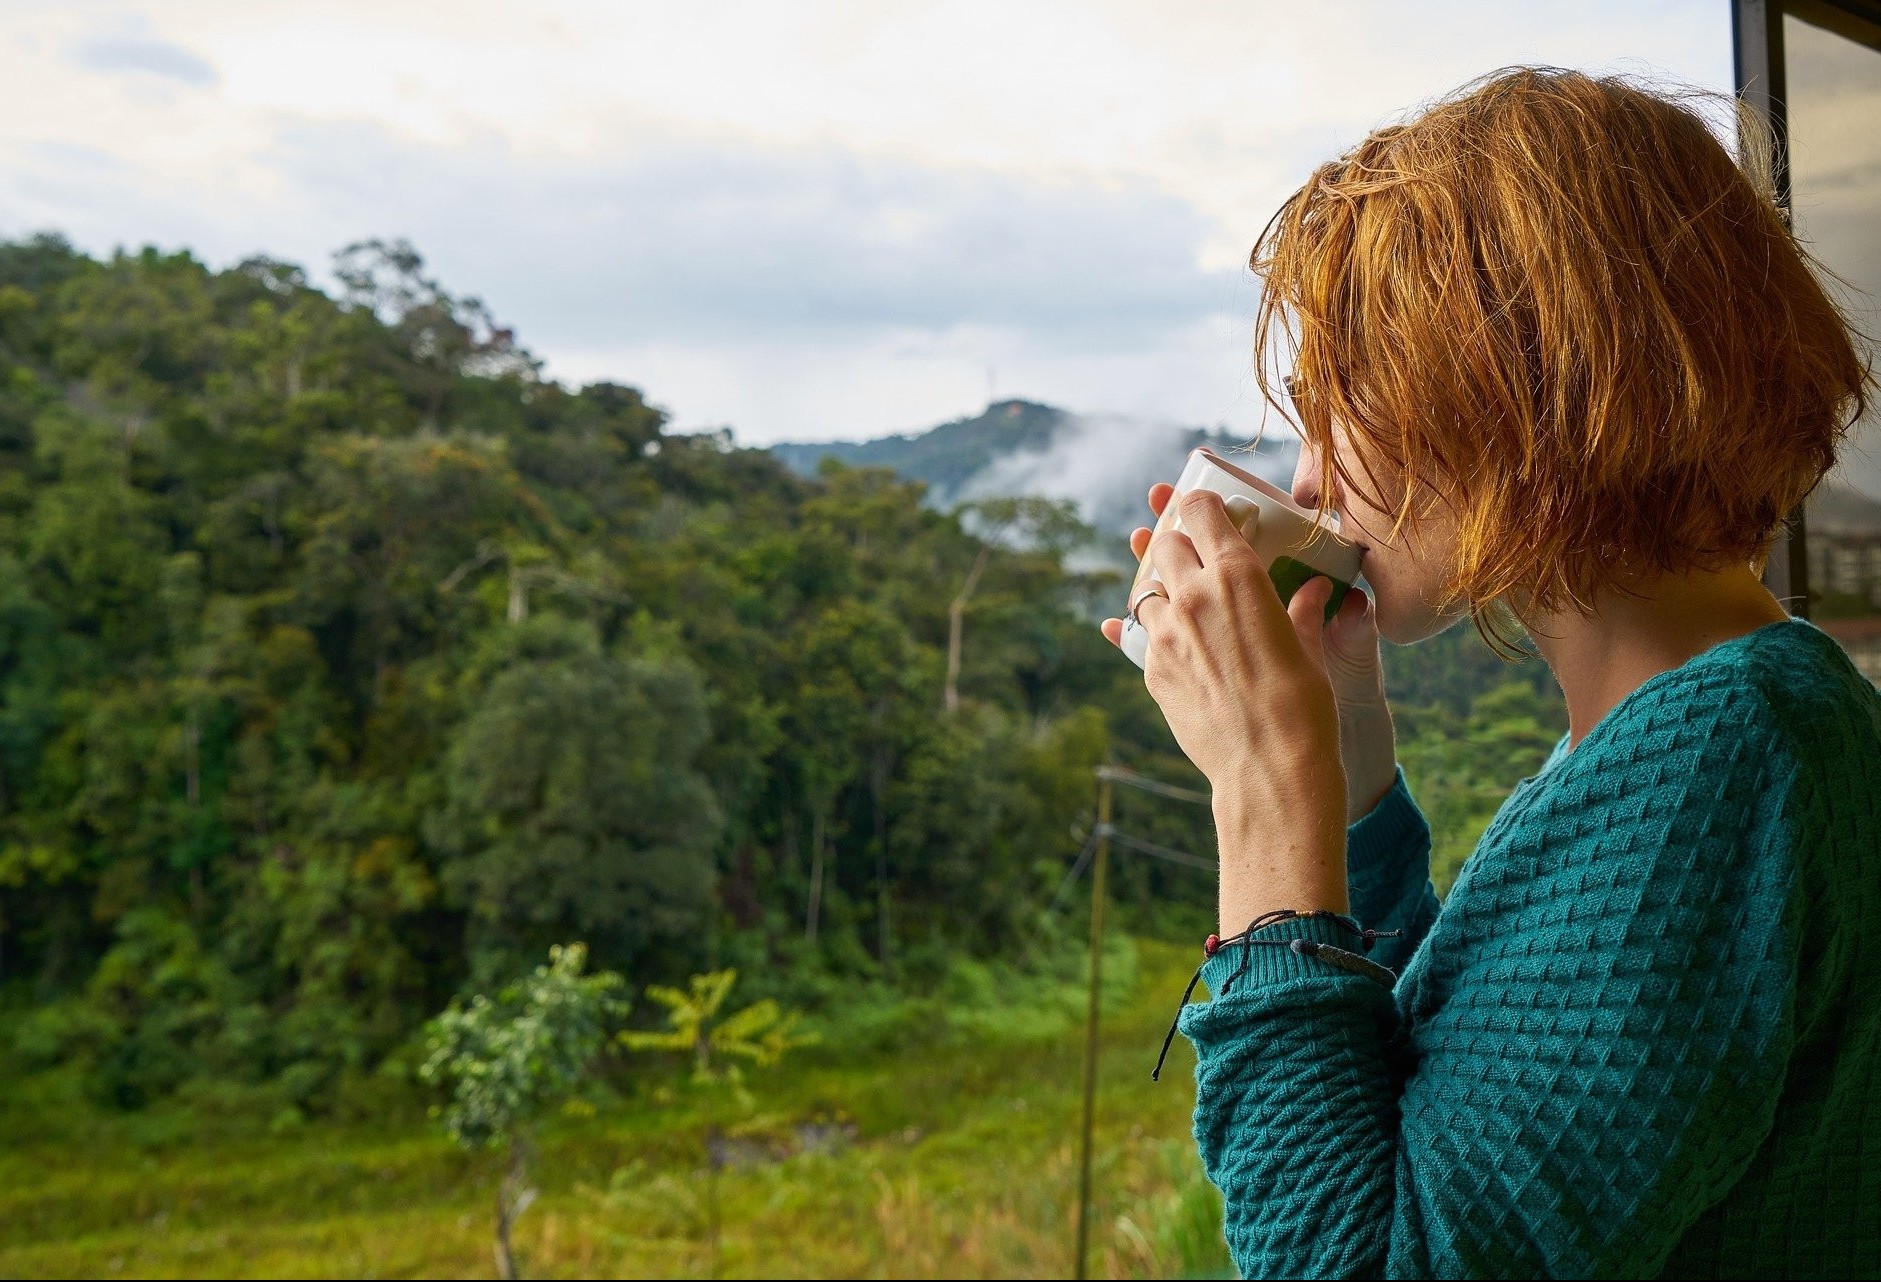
[0, 1, 1740, 444]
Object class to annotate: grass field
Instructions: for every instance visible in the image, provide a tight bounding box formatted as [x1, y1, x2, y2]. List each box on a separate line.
[0, 937, 1232, 1280]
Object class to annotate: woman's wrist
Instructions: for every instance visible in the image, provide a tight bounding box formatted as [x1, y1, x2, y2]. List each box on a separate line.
[1211, 771, 1349, 929]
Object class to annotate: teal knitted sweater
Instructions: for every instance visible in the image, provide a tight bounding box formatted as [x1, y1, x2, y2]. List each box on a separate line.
[1177, 617, 1881, 1278]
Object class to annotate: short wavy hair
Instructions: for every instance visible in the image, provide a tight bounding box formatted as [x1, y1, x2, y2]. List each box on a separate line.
[1253, 66, 1872, 650]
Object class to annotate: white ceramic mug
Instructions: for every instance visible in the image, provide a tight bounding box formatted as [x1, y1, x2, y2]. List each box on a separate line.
[1119, 449, 1363, 670]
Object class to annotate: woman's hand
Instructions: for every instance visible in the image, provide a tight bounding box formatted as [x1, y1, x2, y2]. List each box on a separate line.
[1115, 484, 1398, 825]
[1100, 488, 1349, 928]
[1315, 578, 1399, 827]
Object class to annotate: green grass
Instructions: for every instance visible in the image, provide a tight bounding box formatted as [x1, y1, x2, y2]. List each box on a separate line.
[0, 938, 1232, 1280]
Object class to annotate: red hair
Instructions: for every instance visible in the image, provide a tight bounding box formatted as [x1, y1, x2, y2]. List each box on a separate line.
[1252, 67, 1871, 648]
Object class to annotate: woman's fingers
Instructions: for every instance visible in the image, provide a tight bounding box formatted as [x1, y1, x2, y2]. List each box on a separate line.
[1286, 576, 1336, 648]
[1134, 481, 1175, 563]
[1336, 582, 1369, 621]
[1128, 581, 1174, 634]
[1103, 573, 1171, 650]
[1323, 584, 1380, 652]
[1148, 529, 1203, 584]
[1174, 490, 1254, 565]
[1327, 583, 1375, 638]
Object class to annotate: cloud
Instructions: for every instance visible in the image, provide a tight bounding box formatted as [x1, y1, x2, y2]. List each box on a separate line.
[0, 108, 1257, 440]
[67, 35, 217, 87]
[548, 309, 1275, 445]
[957, 412, 1299, 545]
[258, 119, 1240, 353]
[0, 0, 1744, 444]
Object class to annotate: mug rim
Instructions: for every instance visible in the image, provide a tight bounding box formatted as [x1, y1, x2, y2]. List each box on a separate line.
[1191, 448, 1337, 532]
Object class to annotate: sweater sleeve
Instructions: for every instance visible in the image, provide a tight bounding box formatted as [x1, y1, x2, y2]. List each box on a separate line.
[1344, 765, 1437, 976]
[1179, 731, 1800, 1279]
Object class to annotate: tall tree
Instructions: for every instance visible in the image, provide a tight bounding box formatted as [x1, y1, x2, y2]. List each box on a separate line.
[429, 629, 723, 979]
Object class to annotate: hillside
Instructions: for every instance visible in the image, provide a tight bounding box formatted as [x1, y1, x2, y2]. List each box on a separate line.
[771, 399, 1297, 540]
[0, 235, 1217, 1117]
[771, 400, 1075, 499]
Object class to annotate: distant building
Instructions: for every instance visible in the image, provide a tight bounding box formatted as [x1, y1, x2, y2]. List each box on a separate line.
[1808, 533, 1881, 609]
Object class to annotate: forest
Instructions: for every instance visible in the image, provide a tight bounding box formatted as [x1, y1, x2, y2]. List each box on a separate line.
[0, 232, 1564, 1125]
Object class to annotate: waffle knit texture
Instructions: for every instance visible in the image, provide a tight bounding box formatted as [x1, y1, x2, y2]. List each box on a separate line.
[1178, 617, 1881, 1279]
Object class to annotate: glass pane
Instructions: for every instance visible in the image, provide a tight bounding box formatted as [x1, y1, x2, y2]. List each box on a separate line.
[1786, 12, 1881, 684]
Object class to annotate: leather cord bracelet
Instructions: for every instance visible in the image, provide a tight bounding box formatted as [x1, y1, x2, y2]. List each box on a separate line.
[1150, 909, 1403, 1082]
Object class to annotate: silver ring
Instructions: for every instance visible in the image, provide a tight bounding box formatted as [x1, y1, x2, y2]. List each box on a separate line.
[1127, 582, 1169, 625]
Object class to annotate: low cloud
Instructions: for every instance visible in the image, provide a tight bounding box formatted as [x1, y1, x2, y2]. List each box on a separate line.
[259, 119, 1241, 353]
[559, 312, 1274, 444]
[68, 36, 217, 87]
[0, 114, 1254, 441]
[3, 0, 1741, 446]
[958, 412, 1300, 546]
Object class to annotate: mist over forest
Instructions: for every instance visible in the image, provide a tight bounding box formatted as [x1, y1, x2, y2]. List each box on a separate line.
[772, 400, 1296, 548]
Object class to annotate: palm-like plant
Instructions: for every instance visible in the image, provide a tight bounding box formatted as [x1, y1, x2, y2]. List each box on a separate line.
[620, 970, 814, 1275]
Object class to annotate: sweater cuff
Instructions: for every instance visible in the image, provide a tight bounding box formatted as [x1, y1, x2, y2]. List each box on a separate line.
[1198, 913, 1369, 997]
[1346, 764, 1420, 867]
[1345, 765, 1430, 924]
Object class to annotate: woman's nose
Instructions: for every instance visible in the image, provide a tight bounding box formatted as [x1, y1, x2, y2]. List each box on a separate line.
[1291, 443, 1320, 510]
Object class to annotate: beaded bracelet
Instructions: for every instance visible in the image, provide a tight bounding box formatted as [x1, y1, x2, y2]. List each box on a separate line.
[1150, 909, 1402, 1082]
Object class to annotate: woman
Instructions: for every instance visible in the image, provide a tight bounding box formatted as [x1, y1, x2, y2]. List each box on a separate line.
[1101, 68, 1878, 1278]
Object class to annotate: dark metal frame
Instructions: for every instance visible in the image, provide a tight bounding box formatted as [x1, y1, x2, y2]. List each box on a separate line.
[1791, 0, 1881, 49]
[1734, 0, 1881, 615]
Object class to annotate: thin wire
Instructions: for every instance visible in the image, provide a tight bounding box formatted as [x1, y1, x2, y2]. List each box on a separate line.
[1096, 766, 1212, 808]
[1098, 827, 1215, 871]
[1043, 829, 1100, 920]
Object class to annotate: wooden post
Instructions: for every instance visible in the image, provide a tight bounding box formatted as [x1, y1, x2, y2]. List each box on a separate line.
[1074, 770, 1114, 1281]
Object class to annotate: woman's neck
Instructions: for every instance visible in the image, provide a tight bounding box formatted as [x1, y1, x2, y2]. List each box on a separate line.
[1519, 563, 1792, 752]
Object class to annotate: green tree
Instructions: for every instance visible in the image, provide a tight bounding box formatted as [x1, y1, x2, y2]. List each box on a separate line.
[419, 943, 624, 1280]
[945, 496, 1093, 714]
[333, 238, 539, 425]
[429, 637, 722, 980]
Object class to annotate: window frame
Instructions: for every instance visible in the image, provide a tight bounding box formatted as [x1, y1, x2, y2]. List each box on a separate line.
[1733, 0, 1881, 618]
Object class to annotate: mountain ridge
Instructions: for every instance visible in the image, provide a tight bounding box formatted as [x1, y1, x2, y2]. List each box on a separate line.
[770, 399, 1297, 540]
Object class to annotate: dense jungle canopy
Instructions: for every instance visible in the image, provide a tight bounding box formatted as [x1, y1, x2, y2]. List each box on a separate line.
[0, 233, 1561, 1113]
